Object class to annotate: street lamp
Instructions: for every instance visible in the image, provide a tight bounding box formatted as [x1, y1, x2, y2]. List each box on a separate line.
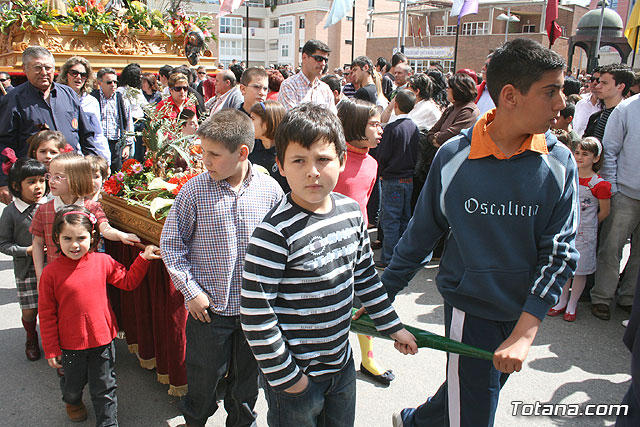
[497, 7, 520, 43]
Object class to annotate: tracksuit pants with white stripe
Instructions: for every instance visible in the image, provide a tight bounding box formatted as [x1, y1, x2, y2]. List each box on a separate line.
[400, 303, 517, 427]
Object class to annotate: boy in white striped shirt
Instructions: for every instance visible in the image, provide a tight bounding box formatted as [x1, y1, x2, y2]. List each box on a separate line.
[241, 103, 417, 427]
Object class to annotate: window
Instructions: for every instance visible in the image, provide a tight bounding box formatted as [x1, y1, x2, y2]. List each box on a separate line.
[279, 20, 293, 35]
[409, 59, 454, 74]
[367, 21, 374, 33]
[220, 40, 242, 57]
[345, 40, 353, 45]
[461, 21, 488, 35]
[299, 17, 305, 29]
[409, 59, 428, 74]
[522, 24, 536, 33]
[271, 19, 279, 28]
[220, 17, 242, 35]
[347, 16, 353, 22]
[269, 41, 278, 51]
[434, 25, 457, 36]
[281, 43, 289, 57]
[244, 0, 264, 6]
[368, 0, 375, 8]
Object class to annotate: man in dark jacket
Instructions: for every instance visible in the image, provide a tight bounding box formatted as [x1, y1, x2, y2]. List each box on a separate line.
[0, 46, 99, 203]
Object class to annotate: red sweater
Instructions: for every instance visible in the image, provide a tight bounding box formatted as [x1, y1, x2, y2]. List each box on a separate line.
[39, 252, 150, 358]
[334, 143, 378, 225]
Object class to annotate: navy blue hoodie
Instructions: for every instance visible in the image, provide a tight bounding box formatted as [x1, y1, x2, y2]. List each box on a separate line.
[382, 119, 579, 322]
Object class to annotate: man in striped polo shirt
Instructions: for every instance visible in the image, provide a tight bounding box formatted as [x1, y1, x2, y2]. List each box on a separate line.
[241, 103, 417, 427]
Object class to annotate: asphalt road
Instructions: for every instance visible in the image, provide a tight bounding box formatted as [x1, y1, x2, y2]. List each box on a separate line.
[0, 225, 632, 427]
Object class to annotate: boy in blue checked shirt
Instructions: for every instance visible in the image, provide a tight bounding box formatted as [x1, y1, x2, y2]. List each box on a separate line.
[161, 109, 284, 427]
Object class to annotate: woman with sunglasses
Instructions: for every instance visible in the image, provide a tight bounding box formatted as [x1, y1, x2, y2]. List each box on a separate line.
[57, 57, 110, 163]
[155, 72, 197, 120]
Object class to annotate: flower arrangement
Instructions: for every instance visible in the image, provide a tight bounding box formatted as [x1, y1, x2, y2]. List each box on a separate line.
[102, 157, 199, 219]
[66, 0, 117, 36]
[102, 101, 204, 220]
[122, 1, 165, 34]
[0, 0, 61, 35]
[165, 9, 213, 42]
[0, 0, 216, 44]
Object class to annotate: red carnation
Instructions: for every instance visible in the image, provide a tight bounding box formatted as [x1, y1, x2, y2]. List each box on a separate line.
[103, 177, 123, 195]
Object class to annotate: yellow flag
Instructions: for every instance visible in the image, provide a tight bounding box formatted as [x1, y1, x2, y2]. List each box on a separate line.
[625, 0, 640, 52]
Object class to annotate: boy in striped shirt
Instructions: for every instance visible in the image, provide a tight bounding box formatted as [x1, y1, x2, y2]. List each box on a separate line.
[241, 103, 417, 427]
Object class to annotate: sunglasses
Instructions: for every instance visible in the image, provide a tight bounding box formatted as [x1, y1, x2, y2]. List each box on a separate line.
[172, 86, 189, 92]
[0, 78, 9, 82]
[310, 54, 329, 63]
[69, 69, 88, 79]
[103, 80, 117, 85]
[198, 71, 207, 75]
[590, 77, 599, 83]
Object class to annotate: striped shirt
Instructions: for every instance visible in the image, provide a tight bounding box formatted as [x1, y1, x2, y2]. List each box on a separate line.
[241, 193, 403, 391]
[592, 107, 614, 143]
[278, 72, 337, 114]
[161, 166, 284, 316]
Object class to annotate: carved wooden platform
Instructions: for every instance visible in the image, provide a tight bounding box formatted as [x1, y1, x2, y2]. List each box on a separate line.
[0, 24, 217, 72]
[100, 192, 164, 246]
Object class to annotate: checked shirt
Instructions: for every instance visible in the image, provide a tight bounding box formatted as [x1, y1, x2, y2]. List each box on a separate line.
[161, 166, 283, 316]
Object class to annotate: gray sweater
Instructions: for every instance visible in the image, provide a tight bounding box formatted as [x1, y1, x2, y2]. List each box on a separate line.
[601, 94, 640, 200]
[0, 200, 38, 280]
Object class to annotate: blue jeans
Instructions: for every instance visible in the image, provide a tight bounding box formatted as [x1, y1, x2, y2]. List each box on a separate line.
[592, 192, 640, 306]
[182, 313, 258, 427]
[60, 341, 118, 427]
[263, 358, 356, 427]
[380, 179, 413, 263]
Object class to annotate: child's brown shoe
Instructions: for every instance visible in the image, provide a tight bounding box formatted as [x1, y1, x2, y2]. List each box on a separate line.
[66, 402, 87, 422]
[25, 338, 41, 361]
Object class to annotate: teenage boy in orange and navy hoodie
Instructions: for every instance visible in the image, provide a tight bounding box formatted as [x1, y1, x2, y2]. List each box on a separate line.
[384, 38, 579, 427]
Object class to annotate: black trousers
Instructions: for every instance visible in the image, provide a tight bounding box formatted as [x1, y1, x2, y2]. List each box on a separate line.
[181, 312, 258, 427]
[108, 139, 123, 172]
[60, 341, 118, 427]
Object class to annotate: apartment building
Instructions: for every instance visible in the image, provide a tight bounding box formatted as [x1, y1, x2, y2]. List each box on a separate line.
[365, 0, 590, 74]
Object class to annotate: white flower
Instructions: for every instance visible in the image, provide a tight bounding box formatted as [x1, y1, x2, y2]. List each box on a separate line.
[148, 177, 178, 191]
[149, 197, 175, 219]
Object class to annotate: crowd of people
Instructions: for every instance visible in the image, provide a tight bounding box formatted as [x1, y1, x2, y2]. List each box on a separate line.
[0, 36, 639, 427]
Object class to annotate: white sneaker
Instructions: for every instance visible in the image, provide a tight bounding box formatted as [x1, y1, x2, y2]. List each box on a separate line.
[392, 412, 404, 427]
[622, 319, 629, 327]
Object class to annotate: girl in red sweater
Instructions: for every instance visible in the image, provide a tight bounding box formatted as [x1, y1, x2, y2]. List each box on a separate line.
[38, 206, 160, 424]
[334, 99, 394, 385]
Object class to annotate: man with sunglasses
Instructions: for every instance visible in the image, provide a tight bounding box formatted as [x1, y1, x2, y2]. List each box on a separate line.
[0, 46, 99, 204]
[0, 72, 14, 97]
[573, 68, 602, 138]
[91, 67, 134, 172]
[278, 39, 337, 114]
